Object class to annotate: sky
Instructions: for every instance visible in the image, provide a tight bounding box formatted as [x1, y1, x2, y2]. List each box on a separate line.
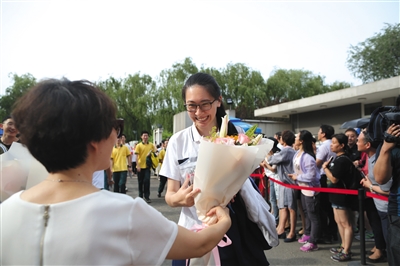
[1, 0, 399, 96]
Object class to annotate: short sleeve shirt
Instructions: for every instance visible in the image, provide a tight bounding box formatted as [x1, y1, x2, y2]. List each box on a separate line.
[159, 124, 202, 228]
[135, 142, 156, 169]
[111, 145, 131, 172]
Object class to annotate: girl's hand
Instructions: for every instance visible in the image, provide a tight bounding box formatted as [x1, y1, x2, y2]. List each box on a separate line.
[175, 176, 200, 207]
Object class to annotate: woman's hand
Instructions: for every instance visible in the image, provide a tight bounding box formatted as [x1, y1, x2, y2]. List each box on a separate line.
[287, 173, 297, 181]
[205, 206, 231, 226]
[360, 176, 371, 188]
[322, 161, 329, 170]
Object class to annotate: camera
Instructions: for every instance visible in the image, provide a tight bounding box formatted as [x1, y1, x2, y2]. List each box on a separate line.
[384, 111, 400, 144]
[385, 112, 400, 125]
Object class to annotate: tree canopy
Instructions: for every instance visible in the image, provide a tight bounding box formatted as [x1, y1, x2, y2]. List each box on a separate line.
[347, 23, 400, 83]
[1, 58, 352, 140]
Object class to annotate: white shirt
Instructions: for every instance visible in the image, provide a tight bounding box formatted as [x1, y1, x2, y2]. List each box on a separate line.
[92, 170, 104, 189]
[1, 190, 178, 265]
[160, 124, 201, 229]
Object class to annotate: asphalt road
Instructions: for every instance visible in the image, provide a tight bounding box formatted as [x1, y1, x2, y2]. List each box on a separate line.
[125, 174, 387, 266]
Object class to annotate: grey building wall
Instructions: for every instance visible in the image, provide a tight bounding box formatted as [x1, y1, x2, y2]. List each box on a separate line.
[291, 103, 361, 135]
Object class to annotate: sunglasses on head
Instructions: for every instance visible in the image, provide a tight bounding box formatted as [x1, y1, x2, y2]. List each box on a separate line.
[113, 118, 124, 138]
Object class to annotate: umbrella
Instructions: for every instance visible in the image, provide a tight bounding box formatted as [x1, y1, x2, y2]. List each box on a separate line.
[340, 117, 370, 129]
[230, 117, 262, 134]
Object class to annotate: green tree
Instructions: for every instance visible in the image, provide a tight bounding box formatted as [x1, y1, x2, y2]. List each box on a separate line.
[0, 73, 37, 119]
[97, 74, 155, 141]
[266, 69, 327, 105]
[347, 23, 400, 83]
[327, 81, 353, 92]
[214, 63, 267, 118]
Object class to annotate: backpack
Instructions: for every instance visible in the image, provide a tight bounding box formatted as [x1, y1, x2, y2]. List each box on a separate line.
[146, 152, 159, 169]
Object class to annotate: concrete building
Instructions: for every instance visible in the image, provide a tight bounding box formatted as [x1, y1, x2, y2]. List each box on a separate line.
[255, 75, 400, 135]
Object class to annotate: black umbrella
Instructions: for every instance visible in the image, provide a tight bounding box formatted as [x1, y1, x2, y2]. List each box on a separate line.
[340, 117, 370, 129]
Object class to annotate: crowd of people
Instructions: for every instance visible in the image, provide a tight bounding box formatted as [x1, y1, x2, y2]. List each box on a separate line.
[261, 96, 400, 265]
[0, 73, 399, 266]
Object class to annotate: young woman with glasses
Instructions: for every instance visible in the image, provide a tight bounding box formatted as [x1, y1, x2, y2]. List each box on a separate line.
[160, 72, 272, 266]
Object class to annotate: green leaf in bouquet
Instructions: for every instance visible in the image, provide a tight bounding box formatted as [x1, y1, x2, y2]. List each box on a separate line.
[245, 124, 258, 138]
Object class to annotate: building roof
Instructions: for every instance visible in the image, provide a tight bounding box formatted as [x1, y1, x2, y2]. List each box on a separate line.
[255, 76, 400, 118]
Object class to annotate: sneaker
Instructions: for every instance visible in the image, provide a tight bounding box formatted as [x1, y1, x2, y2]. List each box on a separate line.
[145, 198, 152, 203]
[330, 246, 343, 254]
[331, 251, 351, 262]
[298, 235, 310, 244]
[355, 232, 375, 242]
[300, 242, 318, 252]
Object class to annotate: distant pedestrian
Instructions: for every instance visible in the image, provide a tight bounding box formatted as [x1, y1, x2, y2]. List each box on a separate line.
[135, 131, 157, 203]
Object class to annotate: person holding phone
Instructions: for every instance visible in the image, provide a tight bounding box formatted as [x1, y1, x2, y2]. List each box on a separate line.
[322, 133, 357, 262]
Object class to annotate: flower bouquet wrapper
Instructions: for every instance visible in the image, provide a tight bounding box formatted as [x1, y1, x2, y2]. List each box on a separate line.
[1, 142, 48, 202]
[193, 138, 274, 223]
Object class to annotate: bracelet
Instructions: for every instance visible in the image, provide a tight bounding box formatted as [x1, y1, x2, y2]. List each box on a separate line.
[369, 184, 374, 193]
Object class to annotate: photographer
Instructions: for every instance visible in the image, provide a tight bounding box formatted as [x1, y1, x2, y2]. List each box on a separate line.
[374, 95, 400, 266]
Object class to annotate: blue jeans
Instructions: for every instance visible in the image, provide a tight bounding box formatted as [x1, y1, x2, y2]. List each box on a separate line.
[138, 167, 151, 199]
[269, 181, 279, 224]
[113, 171, 127, 194]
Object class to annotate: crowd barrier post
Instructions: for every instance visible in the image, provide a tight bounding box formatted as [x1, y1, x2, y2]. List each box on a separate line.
[358, 188, 366, 265]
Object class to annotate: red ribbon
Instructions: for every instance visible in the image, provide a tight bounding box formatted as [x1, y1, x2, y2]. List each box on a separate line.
[250, 174, 388, 202]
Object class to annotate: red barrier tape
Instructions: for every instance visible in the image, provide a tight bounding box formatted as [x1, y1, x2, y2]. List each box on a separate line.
[249, 174, 388, 202]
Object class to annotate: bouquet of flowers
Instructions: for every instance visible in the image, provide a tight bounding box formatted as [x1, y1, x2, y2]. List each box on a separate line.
[193, 115, 274, 223]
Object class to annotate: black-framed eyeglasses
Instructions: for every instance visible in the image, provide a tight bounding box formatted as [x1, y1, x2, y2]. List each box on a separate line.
[113, 118, 124, 138]
[184, 99, 217, 112]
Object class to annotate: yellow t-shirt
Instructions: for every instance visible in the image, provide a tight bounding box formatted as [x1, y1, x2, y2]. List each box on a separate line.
[135, 142, 156, 169]
[158, 148, 166, 168]
[111, 145, 131, 172]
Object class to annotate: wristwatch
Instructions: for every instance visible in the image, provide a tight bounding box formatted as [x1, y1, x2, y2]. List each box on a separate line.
[369, 184, 374, 193]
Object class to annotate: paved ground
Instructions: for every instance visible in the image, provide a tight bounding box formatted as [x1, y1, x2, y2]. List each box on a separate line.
[125, 175, 387, 266]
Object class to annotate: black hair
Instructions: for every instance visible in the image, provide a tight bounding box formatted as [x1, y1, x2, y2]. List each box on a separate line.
[2, 115, 11, 123]
[298, 130, 315, 159]
[320, 125, 335, 139]
[12, 78, 117, 173]
[267, 137, 281, 153]
[345, 127, 358, 136]
[281, 130, 295, 146]
[332, 133, 350, 156]
[182, 72, 237, 135]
